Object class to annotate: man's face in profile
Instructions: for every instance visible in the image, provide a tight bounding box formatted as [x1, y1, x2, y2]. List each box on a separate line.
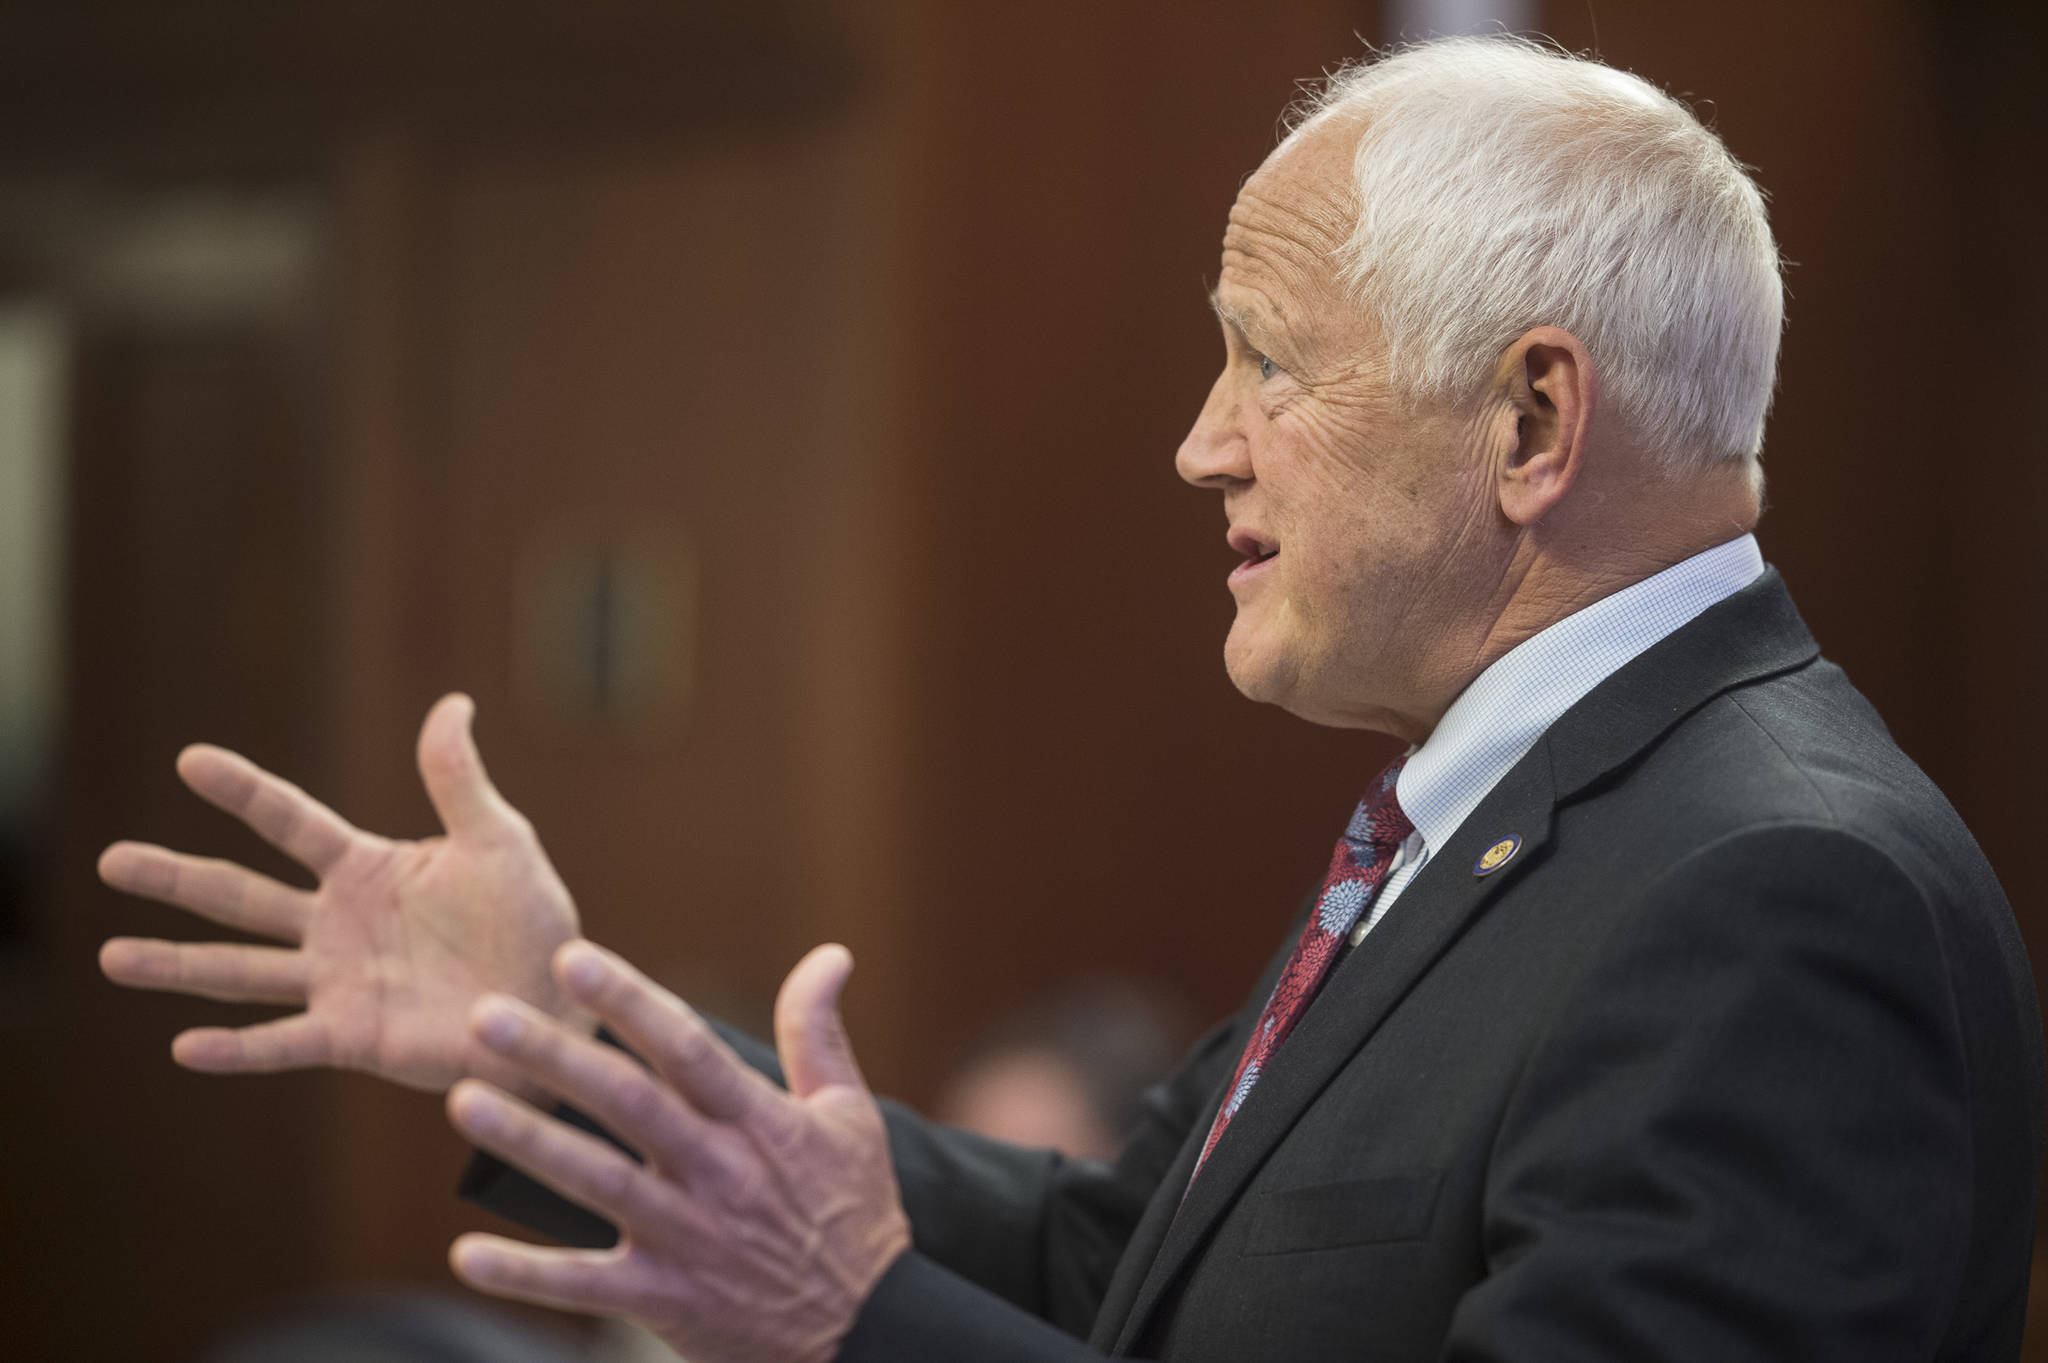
[1176, 120, 1505, 742]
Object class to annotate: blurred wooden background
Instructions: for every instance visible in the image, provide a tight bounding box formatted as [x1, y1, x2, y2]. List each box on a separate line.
[0, 0, 2042, 1356]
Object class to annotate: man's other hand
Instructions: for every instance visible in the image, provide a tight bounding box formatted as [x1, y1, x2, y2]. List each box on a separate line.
[98, 693, 590, 1093]
[446, 941, 911, 1363]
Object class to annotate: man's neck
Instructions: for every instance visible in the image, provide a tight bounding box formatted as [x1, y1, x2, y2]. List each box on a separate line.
[1417, 515, 1761, 740]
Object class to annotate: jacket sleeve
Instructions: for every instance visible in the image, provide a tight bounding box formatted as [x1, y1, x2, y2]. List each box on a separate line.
[827, 1020, 1237, 1363]
[1442, 824, 1976, 1362]
[459, 1011, 1244, 1343]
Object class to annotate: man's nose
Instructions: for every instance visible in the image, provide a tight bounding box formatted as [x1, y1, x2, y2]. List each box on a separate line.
[1176, 373, 1253, 488]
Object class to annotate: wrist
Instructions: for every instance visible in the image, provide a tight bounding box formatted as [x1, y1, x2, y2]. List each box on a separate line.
[811, 1214, 915, 1363]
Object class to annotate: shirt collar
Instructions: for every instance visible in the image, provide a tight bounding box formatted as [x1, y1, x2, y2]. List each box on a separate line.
[1395, 533, 1767, 855]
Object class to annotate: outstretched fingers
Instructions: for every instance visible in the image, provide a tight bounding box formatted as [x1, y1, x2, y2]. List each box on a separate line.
[773, 944, 866, 1101]
[171, 1013, 334, 1073]
[416, 694, 523, 842]
[469, 995, 712, 1172]
[553, 941, 778, 1124]
[449, 1234, 651, 1319]
[98, 842, 311, 943]
[176, 745, 358, 878]
[100, 938, 308, 1004]
[448, 1079, 688, 1239]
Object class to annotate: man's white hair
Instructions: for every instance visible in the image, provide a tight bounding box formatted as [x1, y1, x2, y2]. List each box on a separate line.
[1293, 37, 1783, 484]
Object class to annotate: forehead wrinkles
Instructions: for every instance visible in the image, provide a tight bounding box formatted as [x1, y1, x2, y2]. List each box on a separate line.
[1218, 170, 1354, 336]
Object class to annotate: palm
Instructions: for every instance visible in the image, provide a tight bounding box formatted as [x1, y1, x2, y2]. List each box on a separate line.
[100, 694, 587, 1093]
[307, 835, 570, 1087]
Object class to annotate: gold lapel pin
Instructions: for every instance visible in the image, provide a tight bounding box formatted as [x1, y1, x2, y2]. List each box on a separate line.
[1473, 835, 1522, 877]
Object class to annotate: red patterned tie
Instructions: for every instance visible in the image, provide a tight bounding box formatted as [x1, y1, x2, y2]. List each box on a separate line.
[1188, 756, 1413, 1188]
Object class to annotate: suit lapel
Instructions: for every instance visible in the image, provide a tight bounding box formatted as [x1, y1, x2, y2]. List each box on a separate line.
[1099, 568, 1823, 1354]
[1086, 1064, 1227, 1352]
[1108, 752, 1560, 1354]
[1089, 902, 1310, 1352]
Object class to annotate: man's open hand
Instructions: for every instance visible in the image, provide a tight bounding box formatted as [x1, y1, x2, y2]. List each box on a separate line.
[446, 941, 911, 1363]
[98, 693, 589, 1093]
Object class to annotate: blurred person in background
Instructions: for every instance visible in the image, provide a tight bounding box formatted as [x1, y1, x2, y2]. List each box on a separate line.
[97, 36, 2043, 1363]
[931, 979, 1186, 1161]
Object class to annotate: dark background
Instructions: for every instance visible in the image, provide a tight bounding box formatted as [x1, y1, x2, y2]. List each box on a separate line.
[1, 0, 2043, 1357]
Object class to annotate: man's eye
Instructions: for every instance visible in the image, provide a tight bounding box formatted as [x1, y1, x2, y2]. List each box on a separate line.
[1258, 355, 1279, 382]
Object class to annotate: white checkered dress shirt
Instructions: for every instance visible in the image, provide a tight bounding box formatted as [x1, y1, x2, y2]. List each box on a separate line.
[1350, 533, 1767, 945]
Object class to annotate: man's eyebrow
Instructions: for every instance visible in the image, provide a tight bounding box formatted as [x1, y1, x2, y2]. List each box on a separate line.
[1206, 288, 1258, 338]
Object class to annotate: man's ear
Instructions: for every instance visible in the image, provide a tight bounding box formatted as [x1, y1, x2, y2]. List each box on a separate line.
[1498, 326, 1597, 526]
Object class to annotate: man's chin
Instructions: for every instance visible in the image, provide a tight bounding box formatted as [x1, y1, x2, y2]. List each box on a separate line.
[1222, 635, 1293, 707]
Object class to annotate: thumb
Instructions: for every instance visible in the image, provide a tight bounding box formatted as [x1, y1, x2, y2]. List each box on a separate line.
[774, 943, 866, 1101]
[417, 693, 516, 839]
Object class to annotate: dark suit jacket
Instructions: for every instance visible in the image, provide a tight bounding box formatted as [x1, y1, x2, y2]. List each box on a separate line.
[467, 571, 2046, 1361]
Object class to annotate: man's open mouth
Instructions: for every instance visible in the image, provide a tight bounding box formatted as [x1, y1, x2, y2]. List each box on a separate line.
[1226, 529, 1280, 583]
[1228, 528, 1279, 567]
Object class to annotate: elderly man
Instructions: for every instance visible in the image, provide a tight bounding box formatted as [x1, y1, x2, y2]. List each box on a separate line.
[100, 38, 2042, 1362]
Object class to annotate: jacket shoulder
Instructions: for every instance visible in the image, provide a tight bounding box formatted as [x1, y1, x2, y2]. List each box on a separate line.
[1609, 656, 1993, 905]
